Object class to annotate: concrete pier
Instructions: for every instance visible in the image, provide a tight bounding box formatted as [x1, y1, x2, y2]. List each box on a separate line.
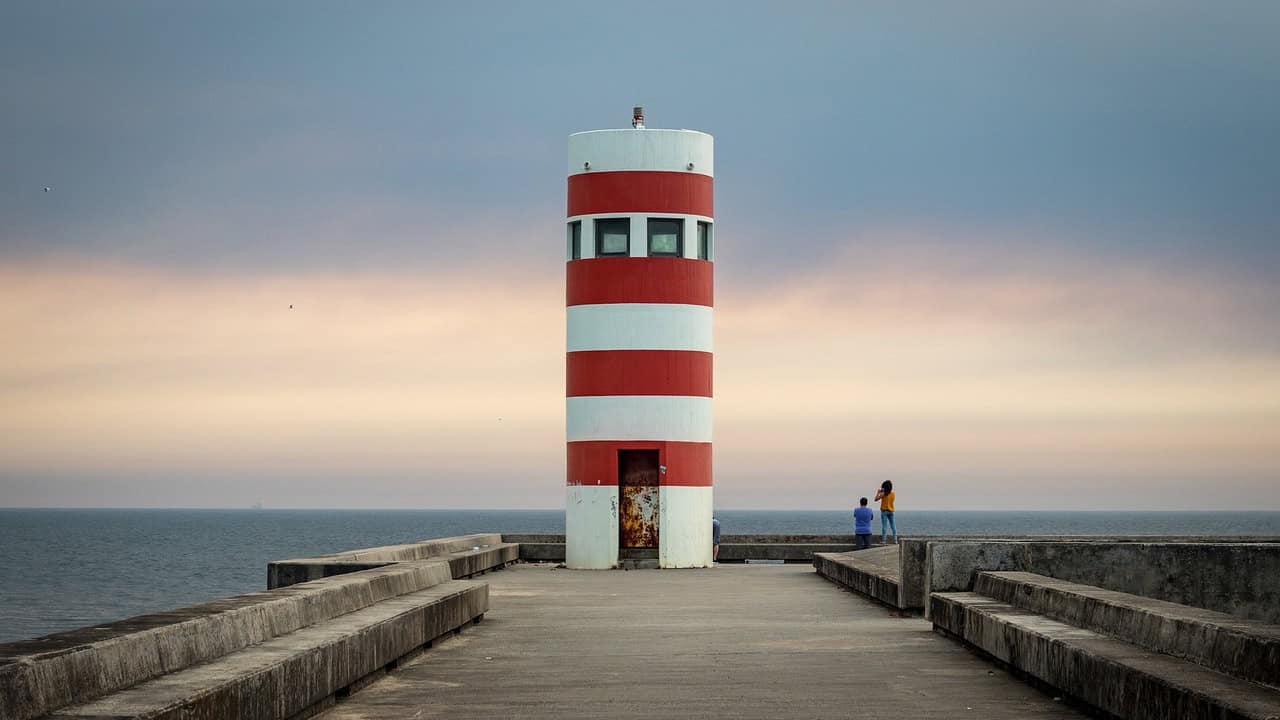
[319, 563, 1083, 719]
[4, 534, 1277, 719]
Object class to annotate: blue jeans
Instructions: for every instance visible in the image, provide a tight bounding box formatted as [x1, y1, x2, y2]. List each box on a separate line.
[881, 511, 896, 543]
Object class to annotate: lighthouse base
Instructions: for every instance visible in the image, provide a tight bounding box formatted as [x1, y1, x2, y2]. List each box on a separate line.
[565, 485, 712, 569]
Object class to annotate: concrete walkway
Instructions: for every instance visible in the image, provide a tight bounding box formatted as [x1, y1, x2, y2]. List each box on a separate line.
[321, 563, 1084, 719]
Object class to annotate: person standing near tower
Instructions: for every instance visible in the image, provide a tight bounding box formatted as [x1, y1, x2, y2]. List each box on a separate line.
[853, 497, 874, 550]
[712, 517, 721, 563]
[874, 480, 897, 544]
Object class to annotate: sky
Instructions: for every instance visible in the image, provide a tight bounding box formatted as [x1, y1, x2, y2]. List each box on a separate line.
[1, 2, 1278, 510]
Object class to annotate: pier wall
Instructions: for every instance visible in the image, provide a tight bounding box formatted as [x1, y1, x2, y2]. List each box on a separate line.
[814, 535, 1280, 619]
[817, 537, 1280, 718]
[812, 546, 901, 607]
[0, 534, 513, 720]
[503, 533, 866, 563]
[916, 539, 1280, 623]
[268, 533, 518, 588]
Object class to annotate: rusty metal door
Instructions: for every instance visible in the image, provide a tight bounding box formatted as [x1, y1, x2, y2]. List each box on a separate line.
[618, 450, 659, 548]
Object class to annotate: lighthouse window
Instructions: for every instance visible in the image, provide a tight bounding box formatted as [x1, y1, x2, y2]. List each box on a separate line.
[596, 218, 630, 256]
[697, 221, 712, 260]
[647, 219, 683, 257]
[568, 221, 582, 260]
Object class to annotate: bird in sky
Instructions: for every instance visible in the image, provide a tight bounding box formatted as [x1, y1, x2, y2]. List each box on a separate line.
[43, 186, 50, 193]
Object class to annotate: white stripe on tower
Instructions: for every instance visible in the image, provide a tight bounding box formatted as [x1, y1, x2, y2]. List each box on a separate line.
[566, 396, 714, 443]
[567, 129, 714, 176]
[567, 304, 713, 353]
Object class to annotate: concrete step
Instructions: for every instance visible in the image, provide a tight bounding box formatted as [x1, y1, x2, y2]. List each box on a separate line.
[267, 535, 517, 588]
[932, 592, 1280, 720]
[51, 579, 488, 720]
[0, 560, 454, 720]
[618, 548, 658, 560]
[813, 546, 901, 609]
[444, 543, 520, 579]
[977, 571, 1280, 688]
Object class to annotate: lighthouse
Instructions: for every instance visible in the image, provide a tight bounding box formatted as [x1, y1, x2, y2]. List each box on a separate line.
[565, 108, 714, 569]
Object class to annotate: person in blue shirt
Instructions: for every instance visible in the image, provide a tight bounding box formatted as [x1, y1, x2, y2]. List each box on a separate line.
[853, 497, 874, 550]
[712, 517, 721, 563]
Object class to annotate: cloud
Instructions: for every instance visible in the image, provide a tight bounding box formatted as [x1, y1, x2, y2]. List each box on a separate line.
[4, 2, 1279, 279]
[0, 260, 563, 508]
[2, 241, 1277, 510]
[3, 2, 1278, 511]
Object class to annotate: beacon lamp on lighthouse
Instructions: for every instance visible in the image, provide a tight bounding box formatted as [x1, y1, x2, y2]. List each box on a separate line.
[565, 108, 714, 569]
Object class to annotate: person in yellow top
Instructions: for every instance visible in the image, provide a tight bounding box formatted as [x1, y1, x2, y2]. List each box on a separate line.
[874, 480, 897, 544]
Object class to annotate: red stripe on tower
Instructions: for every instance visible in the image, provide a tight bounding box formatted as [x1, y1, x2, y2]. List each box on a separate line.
[566, 350, 713, 397]
[567, 171, 713, 217]
[566, 257, 713, 307]
[567, 441, 713, 487]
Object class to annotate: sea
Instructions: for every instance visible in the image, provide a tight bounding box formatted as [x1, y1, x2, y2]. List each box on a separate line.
[1, 508, 1278, 644]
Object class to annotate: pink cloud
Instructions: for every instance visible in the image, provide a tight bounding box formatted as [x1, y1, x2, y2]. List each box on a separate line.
[1, 248, 1277, 510]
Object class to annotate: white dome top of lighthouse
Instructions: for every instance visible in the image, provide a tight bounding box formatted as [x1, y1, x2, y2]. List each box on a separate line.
[568, 127, 714, 177]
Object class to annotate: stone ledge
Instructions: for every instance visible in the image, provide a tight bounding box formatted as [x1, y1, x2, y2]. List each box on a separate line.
[513, 542, 566, 562]
[267, 535, 516, 589]
[919, 540, 1280, 623]
[502, 535, 887, 564]
[50, 581, 488, 720]
[977, 571, 1280, 689]
[0, 561, 454, 720]
[813, 547, 902, 609]
[445, 544, 520, 578]
[720, 543, 857, 562]
[931, 591, 1280, 720]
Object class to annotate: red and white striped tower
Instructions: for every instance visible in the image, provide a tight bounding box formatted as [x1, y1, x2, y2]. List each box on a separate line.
[565, 108, 714, 569]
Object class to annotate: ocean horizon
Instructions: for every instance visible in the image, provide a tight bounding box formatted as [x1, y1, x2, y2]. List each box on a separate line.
[2, 507, 1278, 643]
